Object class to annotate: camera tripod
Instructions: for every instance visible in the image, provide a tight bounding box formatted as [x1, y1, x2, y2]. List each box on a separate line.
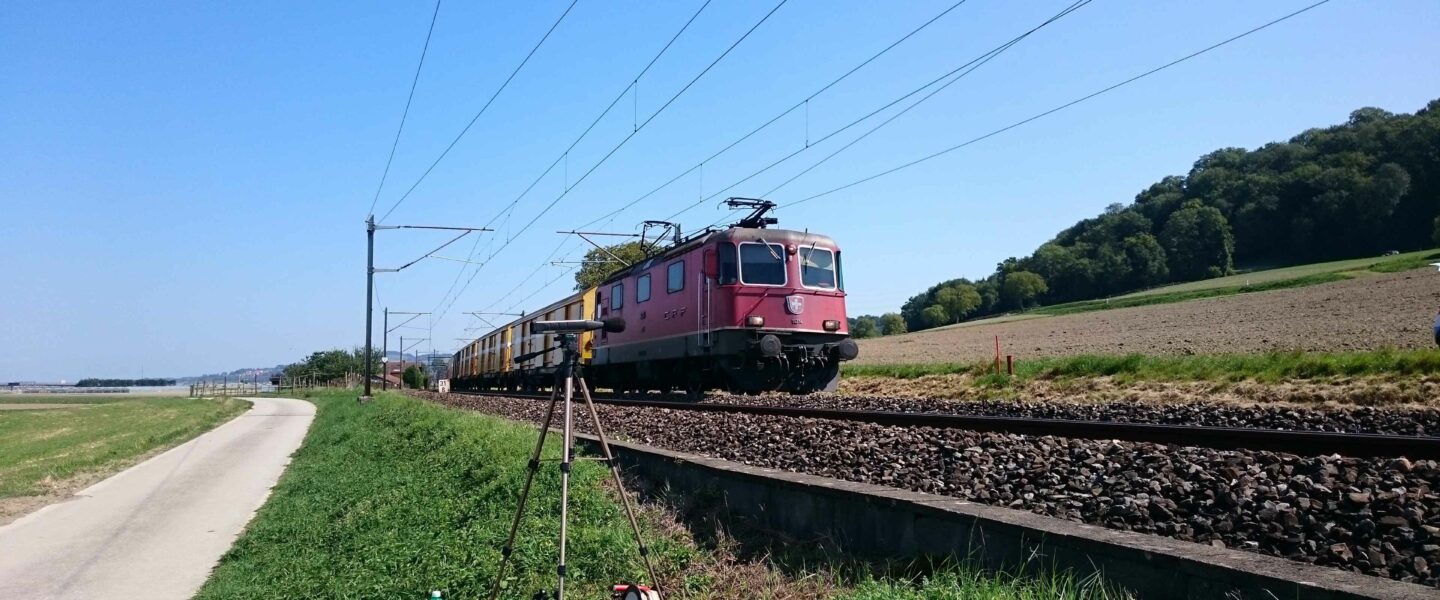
[488, 332, 659, 600]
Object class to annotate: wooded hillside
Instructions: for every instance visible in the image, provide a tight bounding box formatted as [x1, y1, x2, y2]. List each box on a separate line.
[854, 99, 1440, 337]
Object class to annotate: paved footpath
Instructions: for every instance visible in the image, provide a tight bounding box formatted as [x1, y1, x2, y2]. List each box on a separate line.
[0, 396, 314, 600]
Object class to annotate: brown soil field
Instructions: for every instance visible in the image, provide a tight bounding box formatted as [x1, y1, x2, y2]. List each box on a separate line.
[856, 268, 1440, 364]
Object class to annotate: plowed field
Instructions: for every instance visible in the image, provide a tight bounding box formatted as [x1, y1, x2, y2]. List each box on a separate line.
[856, 268, 1440, 364]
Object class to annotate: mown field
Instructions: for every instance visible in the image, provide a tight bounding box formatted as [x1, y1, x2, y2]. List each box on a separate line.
[198, 389, 1130, 599]
[0, 397, 248, 523]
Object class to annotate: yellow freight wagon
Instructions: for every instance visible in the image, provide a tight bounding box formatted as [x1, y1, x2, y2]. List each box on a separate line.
[448, 287, 596, 392]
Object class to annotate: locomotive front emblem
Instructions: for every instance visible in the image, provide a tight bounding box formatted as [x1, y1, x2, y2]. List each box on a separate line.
[785, 295, 805, 315]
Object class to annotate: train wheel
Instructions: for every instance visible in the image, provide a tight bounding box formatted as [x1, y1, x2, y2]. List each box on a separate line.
[684, 378, 705, 402]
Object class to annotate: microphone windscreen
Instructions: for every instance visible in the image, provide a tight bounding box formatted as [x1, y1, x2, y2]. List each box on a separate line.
[602, 317, 626, 333]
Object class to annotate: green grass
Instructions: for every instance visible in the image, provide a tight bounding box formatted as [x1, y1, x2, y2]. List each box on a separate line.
[0, 397, 248, 498]
[1368, 251, 1440, 273]
[1031, 272, 1351, 317]
[1117, 248, 1439, 298]
[0, 394, 149, 405]
[840, 570, 1117, 600]
[198, 389, 704, 599]
[845, 348, 1440, 384]
[200, 389, 1130, 599]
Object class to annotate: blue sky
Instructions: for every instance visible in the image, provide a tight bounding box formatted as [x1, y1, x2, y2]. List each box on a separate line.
[2, 0, 1436, 381]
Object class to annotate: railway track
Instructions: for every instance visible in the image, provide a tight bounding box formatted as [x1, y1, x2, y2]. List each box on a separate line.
[453, 390, 1440, 459]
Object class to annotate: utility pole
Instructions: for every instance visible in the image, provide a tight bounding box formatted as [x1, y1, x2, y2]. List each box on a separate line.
[362, 216, 376, 402]
[382, 308, 388, 391]
[399, 335, 404, 391]
[384, 310, 429, 392]
[361, 220, 490, 402]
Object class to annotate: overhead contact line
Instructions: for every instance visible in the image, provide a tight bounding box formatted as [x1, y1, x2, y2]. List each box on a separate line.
[377, 0, 582, 223]
[573, 0, 978, 231]
[366, 0, 444, 219]
[429, 0, 714, 320]
[783, 0, 1335, 209]
[432, 0, 789, 323]
[672, 0, 1094, 229]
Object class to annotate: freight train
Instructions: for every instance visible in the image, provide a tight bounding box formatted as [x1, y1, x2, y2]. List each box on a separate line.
[449, 200, 859, 397]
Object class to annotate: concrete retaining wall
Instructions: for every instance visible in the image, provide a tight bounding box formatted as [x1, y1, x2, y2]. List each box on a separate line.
[576, 434, 1435, 600]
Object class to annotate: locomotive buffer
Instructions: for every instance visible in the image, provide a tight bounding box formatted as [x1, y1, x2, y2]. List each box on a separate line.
[488, 317, 661, 600]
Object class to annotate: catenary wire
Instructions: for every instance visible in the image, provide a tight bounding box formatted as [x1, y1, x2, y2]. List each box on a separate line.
[448, 0, 1071, 339]
[447, 0, 1001, 335]
[430, 0, 789, 324]
[366, 0, 444, 218]
[758, 1, 1092, 197]
[428, 0, 712, 317]
[441, 0, 1334, 351]
[783, 0, 1335, 209]
[377, 0, 582, 223]
[574, 0, 975, 231]
[667, 0, 1093, 226]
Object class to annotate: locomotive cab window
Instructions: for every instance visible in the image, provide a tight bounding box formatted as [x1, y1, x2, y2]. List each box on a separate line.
[717, 243, 738, 285]
[636, 274, 651, 303]
[739, 242, 786, 286]
[610, 283, 623, 310]
[667, 261, 684, 293]
[799, 247, 838, 290]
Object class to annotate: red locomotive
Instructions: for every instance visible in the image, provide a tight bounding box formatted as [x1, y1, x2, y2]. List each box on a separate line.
[449, 199, 859, 397]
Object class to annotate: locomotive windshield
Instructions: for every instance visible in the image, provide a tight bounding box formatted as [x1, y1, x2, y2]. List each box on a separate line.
[739, 242, 787, 285]
[799, 247, 838, 290]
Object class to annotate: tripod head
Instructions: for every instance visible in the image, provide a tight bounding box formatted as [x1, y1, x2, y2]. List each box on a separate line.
[512, 318, 626, 379]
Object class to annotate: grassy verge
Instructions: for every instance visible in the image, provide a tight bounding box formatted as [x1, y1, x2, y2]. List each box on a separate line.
[934, 250, 1440, 322]
[200, 389, 1129, 599]
[1117, 248, 1439, 298]
[0, 394, 148, 405]
[1031, 272, 1350, 317]
[1369, 251, 1440, 273]
[0, 397, 248, 500]
[845, 348, 1440, 384]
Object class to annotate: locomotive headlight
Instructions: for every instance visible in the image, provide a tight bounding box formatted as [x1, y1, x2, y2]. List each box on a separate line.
[746, 315, 765, 327]
[823, 320, 841, 331]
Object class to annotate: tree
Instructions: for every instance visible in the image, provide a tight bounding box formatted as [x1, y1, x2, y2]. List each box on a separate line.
[879, 313, 907, 336]
[1121, 233, 1169, 288]
[403, 365, 429, 389]
[1160, 200, 1234, 280]
[934, 284, 981, 323]
[921, 305, 949, 328]
[1001, 271, 1048, 310]
[282, 347, 379, 383]
[573, 241, 649, 291]
[849, 316, 880, 338]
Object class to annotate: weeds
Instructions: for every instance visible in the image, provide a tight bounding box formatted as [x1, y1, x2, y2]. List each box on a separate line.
[846, 348, 1440, 384]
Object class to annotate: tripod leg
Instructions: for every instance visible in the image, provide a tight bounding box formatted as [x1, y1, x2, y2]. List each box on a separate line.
[488, 386, 562, 600]
[577, 376, 660, 588]
[557, 374, 575, 600]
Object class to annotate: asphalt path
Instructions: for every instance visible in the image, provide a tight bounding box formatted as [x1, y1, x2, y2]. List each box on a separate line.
[0, 396, 314, 599]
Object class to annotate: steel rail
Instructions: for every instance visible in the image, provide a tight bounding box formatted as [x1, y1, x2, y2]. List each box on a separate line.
[451, 391, 1440, 460]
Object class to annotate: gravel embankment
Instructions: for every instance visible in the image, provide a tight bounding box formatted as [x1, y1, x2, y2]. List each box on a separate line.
[420, 391, 1440, 587]
[707, 394, 1440, 436]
